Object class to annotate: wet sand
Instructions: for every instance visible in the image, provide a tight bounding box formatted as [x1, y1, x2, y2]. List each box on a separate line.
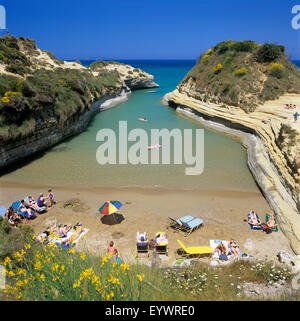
[0, 181, 292, 265]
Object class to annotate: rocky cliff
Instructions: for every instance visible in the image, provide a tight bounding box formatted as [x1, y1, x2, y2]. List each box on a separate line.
[0, 36, 159, 169]
[165, 40, 300, 254]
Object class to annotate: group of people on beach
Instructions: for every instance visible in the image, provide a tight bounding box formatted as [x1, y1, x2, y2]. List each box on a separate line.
[212, 239, 243, 260]
[35, 222, 85, 247]
[248, 210, 278, 232]
[4, 189, 55, 227]
[284, 103, 299, 122]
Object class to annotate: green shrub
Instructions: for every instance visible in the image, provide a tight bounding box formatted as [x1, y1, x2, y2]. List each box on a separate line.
[256, 44, 284, 63]
[231, 40, 256, 53]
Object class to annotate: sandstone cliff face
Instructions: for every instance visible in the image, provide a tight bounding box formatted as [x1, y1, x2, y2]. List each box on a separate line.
[166, 85, 300, 254]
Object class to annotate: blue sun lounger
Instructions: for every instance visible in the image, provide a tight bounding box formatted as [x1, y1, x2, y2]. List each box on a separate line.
[11, 201, 36, 219]
[168, 216, 194, 231]
[24, 196, 47, 213]
[180, 218, 203, 236]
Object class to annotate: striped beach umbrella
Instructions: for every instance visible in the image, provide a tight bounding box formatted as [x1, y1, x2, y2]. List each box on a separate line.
[98, 201, 123, 215]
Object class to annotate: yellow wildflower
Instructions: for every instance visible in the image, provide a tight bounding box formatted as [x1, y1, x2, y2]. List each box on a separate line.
[80, 253, 86, 261]
[24, 244, 31, 250]
[40, 274, 45, 282]
[3, 257, 11, 266]
[68, 248, 75, 254]
[136, 274, 145, 282]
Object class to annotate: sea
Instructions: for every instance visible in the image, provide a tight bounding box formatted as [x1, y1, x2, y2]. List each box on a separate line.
[1, 60, 299, 191]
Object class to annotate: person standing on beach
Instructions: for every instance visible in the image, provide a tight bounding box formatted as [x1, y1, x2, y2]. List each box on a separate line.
[107, 241, 118, 258]
[293, 112, 300, 122]
[47, 189, 56, 207]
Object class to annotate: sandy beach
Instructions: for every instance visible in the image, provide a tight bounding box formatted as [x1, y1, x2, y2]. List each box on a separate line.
[0, 180, 292, 265]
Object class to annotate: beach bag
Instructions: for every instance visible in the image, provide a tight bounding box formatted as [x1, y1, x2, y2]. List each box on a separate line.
[262, 225, 272, 234]
[219, 253, 228, 261]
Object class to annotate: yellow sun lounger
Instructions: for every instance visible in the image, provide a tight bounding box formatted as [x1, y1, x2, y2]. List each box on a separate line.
[176, 240, 213, 259]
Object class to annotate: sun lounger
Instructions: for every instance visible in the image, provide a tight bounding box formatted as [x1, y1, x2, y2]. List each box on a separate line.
[155, 232, 168, 255]
[136, 232, 149, 257]
[176, 240, 213, 259]
[24, 196, 47, 213]
[179, 218, 203, 236]
[168, 215, 194, 231]
[248, 212, 263, 230]
[0, 206, 6, 219]
[11, 201, 36, 218]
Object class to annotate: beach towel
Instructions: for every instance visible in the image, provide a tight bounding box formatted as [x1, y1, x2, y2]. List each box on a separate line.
[248, 212, 263, 230]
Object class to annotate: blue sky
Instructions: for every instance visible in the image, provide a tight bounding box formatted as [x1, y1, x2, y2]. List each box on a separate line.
[1, 0, 300, 59]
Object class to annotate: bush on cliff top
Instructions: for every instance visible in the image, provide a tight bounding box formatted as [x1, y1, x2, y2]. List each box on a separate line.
[183, 40, 300, 112]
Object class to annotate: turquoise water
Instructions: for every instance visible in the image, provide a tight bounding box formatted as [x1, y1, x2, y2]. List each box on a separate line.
[0, 60, 259, 191]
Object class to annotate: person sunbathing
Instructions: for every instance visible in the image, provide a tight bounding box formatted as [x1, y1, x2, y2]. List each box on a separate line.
[229, 239, 241, 256]
[35, 230, 50, 243]
[107, 241, 118, 258]
[212, 242, 228, 256]
[248, 210, 262, 227]
[18, 200, 36, 218]
[27, 196, 43, 211]
[61, 223, 84, 245]
[53, 223, 68, 238]
[265, 214, 278, 230]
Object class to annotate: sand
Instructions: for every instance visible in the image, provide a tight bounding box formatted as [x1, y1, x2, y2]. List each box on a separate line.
[0, 180, 292, 266]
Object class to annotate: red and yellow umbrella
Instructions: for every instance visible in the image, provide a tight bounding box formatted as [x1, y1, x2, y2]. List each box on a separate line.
[98, 200, 123, 215]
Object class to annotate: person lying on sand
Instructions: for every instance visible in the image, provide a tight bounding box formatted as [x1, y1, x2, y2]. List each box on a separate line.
[212, 242, 228, 256]
[107, 241, 118, 258]
[61, 223, 84, 245]
[35, 230, 50, 243]
[229, 239, 241, 256]
[53, 223, 71, 238]
[248, 210, 262, 227]
[265, 213, 278, 230]
[26, 196, 43, 212]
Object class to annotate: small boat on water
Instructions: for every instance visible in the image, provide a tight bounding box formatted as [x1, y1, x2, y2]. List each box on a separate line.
[138, 118, 148, 122]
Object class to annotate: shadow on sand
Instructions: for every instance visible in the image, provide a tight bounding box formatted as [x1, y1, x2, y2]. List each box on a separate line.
[100, 213, 125, 225]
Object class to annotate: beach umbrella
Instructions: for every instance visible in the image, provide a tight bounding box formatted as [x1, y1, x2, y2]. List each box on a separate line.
[98, 201, 123, 216]
[0, 206, 7, 218]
